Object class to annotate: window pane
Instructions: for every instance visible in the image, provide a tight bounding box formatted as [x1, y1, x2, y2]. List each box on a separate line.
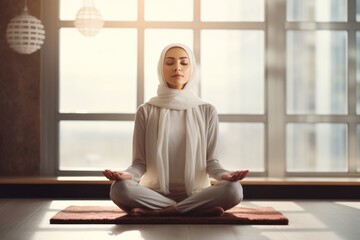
[201, 30, 264, 114]
[357, 0, 360, 21]
[286, 31, 347, 114]
[357, 32, 360, 114]
[287, 0, 347, 22]
[60, 0, 137, 21]
[219, 123, 264, 172]
[144, 29, 193, 101]
[201, 0, 264, 22]
[60, 121, 133, 171]
[287, 123, 347, 172]
[59, 28, 137, 113]
[144, 0, 193, 21]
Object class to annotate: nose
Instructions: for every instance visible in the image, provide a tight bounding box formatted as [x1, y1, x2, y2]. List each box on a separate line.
[174, 63, 181, 71]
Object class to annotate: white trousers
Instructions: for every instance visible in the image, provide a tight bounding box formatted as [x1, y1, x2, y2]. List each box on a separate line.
[110, 180, 243, 214]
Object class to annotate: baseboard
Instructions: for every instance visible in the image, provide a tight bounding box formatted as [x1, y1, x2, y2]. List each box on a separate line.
[1, 177, 359, 199]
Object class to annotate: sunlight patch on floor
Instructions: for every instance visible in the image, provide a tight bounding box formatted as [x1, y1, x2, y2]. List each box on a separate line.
[335, 201, 360, 210]
[243, 201, 305, 211]
[47, 200, 115, 211]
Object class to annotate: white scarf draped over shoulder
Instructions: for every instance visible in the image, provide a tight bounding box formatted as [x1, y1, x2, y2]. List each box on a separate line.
[143, 43, 210, 196]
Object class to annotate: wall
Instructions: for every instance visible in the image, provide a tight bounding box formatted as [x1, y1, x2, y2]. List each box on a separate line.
[0, 0, 41, 176]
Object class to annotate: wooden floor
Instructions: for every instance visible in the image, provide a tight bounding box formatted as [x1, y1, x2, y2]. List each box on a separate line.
[0, 199, 359, 240]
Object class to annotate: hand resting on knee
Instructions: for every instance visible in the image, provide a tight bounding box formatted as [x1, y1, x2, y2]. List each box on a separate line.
[103, 169, 132, 181]
[220, 170, 249, 182]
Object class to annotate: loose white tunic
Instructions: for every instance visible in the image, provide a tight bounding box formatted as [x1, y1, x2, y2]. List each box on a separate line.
[125, 103, 228, 195]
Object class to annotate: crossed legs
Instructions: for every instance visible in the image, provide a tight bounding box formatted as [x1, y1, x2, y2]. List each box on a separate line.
[110, 180, 243, 216]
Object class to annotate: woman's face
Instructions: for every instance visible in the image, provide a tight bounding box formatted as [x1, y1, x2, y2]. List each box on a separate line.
[162, 47, 191, 89]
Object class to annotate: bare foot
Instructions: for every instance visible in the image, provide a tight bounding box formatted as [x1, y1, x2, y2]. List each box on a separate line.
[129, 206, 225, 217]
[129, 206, 179, 217]
[130, 208, 146, 217]
[187, 207, 225, 217]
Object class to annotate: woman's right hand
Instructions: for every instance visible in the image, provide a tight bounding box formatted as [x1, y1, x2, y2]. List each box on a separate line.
[102, 169, 132, 181]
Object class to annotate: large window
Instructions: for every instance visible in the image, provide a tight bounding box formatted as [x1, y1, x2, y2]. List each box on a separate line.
[42, 0, 360, 177]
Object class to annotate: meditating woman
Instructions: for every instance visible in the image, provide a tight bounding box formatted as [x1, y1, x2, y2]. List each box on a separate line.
[103, 43, 249, 217]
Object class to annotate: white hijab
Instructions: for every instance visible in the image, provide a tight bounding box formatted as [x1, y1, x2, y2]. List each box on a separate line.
[146, 43, 210, 196]
[148, 43, 205, 109]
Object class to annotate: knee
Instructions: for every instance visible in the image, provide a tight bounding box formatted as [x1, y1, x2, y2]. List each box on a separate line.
[220, 181, 244, 204]
[110, 180, 135, 203]
[110, 180, 139, 212]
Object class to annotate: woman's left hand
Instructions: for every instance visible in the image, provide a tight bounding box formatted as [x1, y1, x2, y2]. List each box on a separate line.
[221, 170, 249, 182]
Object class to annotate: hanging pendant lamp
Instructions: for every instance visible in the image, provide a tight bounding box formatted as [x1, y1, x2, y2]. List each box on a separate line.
[6, 0, 45, 54]
[74, 0, 104, 37]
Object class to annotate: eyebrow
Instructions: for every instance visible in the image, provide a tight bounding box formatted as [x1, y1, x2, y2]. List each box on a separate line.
[165, 57, 189, 60]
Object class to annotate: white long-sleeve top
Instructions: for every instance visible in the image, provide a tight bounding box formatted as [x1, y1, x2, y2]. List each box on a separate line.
[125, 103, 228, 194]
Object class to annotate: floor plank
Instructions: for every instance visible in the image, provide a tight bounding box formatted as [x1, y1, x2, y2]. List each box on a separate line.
[0, 199, 46, 238]
[0, 198, 14, 213]
[0, 200, 359, 240]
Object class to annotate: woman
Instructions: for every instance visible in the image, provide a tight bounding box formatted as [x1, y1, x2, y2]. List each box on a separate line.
[103, 43, 249, 217]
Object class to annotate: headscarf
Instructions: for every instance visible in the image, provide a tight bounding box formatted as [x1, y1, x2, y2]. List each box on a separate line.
[148, 43, 206, 109]
[144, 43, 210, 196]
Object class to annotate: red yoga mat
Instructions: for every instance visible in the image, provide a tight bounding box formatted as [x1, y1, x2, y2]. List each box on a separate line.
[50, 205, 289, 225]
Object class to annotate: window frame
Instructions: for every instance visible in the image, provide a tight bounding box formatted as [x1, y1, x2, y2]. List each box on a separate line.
[283, 0, 359, 177]
[41, 0, 360, 177]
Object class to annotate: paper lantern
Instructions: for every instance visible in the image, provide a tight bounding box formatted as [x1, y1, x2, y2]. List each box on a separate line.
[74, 1, 104, 37]
[6, 4, 45, 54]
